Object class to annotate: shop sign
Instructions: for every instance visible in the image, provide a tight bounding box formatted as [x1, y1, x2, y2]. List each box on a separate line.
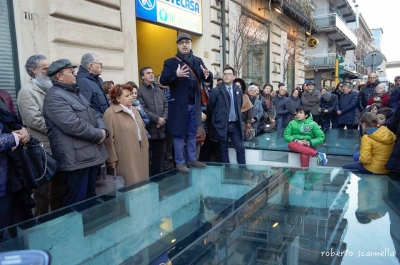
[136, 0, 203, 34]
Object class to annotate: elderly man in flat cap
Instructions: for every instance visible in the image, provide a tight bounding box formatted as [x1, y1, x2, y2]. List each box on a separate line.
[43, 59, 108, 206]
[160, 33, 212, 173]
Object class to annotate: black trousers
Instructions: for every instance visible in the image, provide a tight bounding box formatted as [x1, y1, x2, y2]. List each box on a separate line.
[149, 138, 167, 176]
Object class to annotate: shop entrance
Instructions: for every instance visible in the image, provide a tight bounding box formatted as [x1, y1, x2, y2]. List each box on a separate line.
[136, 21, 177, 83]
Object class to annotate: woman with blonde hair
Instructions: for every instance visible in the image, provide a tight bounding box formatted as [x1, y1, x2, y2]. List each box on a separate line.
[103, 84, 149, 185]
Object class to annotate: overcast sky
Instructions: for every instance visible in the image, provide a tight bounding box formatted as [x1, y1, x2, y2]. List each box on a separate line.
[352, 0, 400, 79]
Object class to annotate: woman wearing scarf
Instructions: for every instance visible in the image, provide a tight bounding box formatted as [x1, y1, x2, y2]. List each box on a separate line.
[103, 84, 149, 186]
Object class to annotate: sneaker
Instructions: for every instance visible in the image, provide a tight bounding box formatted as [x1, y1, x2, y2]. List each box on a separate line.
[316, 152, 328, 166]
[176, 163, 190, 174]
[187, 160, 207, 168]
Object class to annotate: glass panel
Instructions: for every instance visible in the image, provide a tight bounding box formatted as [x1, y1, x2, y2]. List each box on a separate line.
[1, 167, 399, 264]
[244, 128, 361, 157]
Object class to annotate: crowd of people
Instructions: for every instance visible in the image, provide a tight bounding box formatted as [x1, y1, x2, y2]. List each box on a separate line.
[1, 32, 400, 231]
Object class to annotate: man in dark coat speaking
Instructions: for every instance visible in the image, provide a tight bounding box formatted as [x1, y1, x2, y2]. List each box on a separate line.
[160, 33, 212, 173]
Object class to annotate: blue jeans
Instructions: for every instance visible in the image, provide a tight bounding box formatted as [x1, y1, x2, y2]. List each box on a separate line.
[219, 122, 246, 164]
[342, 161, 373, 174]
[276, 117, 283, 130]
[173, 104, 197, 165]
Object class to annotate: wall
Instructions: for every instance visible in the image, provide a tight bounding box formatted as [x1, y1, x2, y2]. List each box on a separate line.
[13, 0, 138, 85]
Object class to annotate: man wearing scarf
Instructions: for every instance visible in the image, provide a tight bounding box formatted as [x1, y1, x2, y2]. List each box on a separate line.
[17, 54, 63, 216]
[160, 33, 212, 173]
[43, 59, 108, 206]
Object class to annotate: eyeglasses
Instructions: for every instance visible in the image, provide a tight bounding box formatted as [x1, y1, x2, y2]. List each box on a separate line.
[368, 77, 377, 79]
[223, 72, 233, 76]
[178, 40, 191, 45]
[91, 62, 103, 67]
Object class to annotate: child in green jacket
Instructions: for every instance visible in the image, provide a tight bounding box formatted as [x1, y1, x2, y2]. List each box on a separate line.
[284, 106, 327, 167]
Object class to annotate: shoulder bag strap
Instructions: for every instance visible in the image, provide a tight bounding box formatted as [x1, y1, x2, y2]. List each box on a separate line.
[175, 56, 209, 105]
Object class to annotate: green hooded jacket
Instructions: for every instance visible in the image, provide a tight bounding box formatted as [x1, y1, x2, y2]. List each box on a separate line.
[283, 114, 325, 146]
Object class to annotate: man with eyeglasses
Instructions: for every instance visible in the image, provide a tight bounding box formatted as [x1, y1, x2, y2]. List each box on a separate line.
[359, 73, 380, 110]
[43, 59, 108, 206]
[160, 33, 212, 173]
[76, 53, 109, 117]
[208, 66, 246, 164]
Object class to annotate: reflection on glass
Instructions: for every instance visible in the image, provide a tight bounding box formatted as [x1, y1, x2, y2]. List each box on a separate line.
[1, 166, 400, 264]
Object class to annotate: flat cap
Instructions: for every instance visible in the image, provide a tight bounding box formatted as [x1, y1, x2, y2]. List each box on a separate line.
[46, 59, 77, 77]
[306, 80, 315, 85]
[176, 33, 192, 43]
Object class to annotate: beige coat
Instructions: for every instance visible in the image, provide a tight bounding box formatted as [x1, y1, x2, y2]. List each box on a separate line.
[17, 80, 51, 153]
[103, 104, 149, 186]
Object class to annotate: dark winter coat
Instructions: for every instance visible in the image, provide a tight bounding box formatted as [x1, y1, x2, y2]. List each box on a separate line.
[160, 51, 212, 135]
[273, 94, 291, 126]
[137, 82, 168, 139]
[208, 83, 244, 141]
[76, 66, 110, 116]
[335, 90, 359, 125]
[359, 80, 380, 109]
[43, 82, 108, 171]
[320, 94, 338, 115]
[301, 89, 321, 115]
[288, 96, 302, 115]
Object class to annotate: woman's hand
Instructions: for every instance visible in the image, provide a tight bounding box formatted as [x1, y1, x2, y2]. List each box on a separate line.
[14, 128, 30, 145]
[108, 161, 117, 168]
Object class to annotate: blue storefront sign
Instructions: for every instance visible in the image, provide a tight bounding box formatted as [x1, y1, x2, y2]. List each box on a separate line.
[136, 0, 203, 34]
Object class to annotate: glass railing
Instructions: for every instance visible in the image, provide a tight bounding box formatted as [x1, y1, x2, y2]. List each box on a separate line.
[304, 54, 337, 68]
[1, 165, 399, 265]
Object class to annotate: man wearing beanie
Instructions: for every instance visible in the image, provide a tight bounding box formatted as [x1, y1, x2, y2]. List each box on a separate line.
[319, 91, 338, 130]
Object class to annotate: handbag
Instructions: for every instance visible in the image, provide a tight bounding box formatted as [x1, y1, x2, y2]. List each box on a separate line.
[263, 121, 277, 133]
[196, 126, 206, 144]
[96, 167, 125, 195]
[15, 136, 58, 188]
[244, 127, 256, 141]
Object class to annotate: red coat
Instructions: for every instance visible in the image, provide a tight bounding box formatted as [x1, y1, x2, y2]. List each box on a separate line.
[367, 93, 390, 107]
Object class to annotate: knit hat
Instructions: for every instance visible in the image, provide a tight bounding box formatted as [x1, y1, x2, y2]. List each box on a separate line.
[323, 92, 332, 101]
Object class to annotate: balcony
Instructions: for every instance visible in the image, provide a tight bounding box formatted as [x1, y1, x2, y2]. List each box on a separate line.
[274, 0, 318, 33]
[304, 53, 336, 69]
[329, 0, 356, 23]
[314, 13, 357, 50]
[304, 53, 361, 79]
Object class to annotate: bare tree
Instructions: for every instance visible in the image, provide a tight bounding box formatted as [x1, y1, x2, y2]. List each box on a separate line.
[229, 0, 268, 77]
[281, 36, 305, 84]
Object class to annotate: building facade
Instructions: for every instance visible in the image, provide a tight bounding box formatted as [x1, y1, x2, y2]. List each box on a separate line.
[1, 0, 317, 104]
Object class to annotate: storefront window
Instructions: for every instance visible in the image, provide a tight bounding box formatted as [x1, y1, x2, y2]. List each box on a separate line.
[242, 38, 268, 86]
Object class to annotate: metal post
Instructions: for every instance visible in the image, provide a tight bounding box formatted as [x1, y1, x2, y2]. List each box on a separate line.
[221, 0, 226, 68]
[335, 57, 339, 85]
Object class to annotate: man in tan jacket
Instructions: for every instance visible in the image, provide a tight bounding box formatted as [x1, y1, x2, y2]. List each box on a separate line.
[17, 55, 63, 216]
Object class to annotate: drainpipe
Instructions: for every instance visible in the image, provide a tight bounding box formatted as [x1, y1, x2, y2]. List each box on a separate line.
[221, 0, 226, 68]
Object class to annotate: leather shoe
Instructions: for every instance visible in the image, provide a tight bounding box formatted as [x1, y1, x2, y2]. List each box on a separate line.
[187, 160, 207, 168]
[176, 163, 190, 174]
